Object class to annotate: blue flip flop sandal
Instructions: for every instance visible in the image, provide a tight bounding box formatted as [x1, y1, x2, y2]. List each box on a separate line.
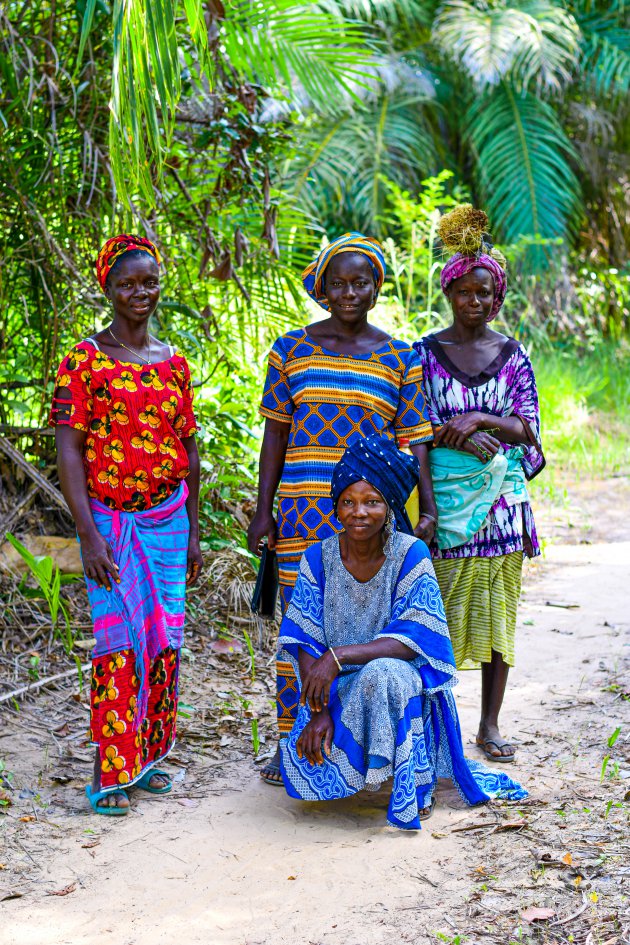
[134, 768, 172, 794]
[85, 784, 129, 816]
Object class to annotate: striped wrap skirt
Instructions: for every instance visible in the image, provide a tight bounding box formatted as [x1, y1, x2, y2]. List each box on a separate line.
[433, 552, 523, 669]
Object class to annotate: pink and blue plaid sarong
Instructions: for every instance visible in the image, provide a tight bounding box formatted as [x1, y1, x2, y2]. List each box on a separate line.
[84, 482, 190, 729]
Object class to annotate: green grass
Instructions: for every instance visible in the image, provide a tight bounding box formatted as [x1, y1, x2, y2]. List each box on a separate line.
[531, 339, 630, 483]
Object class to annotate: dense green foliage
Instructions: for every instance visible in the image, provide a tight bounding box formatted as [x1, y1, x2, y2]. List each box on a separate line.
[1, 0, 628, 534]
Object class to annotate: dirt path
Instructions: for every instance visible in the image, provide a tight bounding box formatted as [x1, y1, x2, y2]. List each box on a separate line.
[2, 480, 629, 945]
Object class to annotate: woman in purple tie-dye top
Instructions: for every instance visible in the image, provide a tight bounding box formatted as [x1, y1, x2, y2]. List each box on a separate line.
[414, 205, 544, 765]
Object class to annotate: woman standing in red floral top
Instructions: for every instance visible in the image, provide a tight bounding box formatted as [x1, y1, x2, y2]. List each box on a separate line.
[50, 235, 202, 815]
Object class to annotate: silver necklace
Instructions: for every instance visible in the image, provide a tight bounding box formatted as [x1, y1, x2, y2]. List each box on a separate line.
[108, 326, 152, 365]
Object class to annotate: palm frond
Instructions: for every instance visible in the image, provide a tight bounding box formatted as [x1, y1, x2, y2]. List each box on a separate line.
[317, 0, 437, 31]
[466, 83, 582, 263]
[221, 0, 376, 113]
[78, 0, 377, 207]
[433, 0, 580, 92]
[104, 0, 209, 207]
[574, 1, 630, 96]
[433, 1, 518, 86]
[515, 1, 581, 91]
[286, 90, 438, 234]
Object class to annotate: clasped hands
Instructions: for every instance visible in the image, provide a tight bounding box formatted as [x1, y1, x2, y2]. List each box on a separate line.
[296, 650, 339, 767]
[434, 411, 500, 463]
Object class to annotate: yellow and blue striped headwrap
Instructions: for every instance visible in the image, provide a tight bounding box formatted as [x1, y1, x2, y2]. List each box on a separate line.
[301, 232, 386, 311]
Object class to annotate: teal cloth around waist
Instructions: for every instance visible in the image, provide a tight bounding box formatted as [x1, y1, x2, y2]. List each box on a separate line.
[430, 446, 528, 550]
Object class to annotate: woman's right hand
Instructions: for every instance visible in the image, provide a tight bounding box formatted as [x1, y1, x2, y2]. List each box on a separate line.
[247, 509, 278, 555]
[300, 650, 339, 712]
[80, 531, 120, 591]
[297, 710, 334, 766]
[462, 432, 501, 463]
[414, 515, 436, 544]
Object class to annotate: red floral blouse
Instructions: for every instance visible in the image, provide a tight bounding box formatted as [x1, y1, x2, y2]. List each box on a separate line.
[49, 341, 197, 511]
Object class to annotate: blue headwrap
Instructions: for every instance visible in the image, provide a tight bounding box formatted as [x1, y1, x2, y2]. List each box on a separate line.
[330, 435, 419, 536]
[301, 232, 386, 311]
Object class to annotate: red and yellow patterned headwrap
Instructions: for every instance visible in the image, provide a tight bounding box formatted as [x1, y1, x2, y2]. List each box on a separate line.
[95, 234, 161, 291]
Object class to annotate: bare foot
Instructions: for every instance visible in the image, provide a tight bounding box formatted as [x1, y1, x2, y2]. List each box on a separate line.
[147, 773, 169, 790]
[476, 722, 516, 760]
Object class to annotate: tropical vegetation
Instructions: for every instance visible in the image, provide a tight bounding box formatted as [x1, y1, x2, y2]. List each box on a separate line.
[1, 0, 629, 537]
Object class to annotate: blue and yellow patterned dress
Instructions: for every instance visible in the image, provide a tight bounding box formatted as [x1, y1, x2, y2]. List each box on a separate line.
[259, 328, 433, 732]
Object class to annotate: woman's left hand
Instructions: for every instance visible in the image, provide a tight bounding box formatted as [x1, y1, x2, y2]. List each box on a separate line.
[414, 515, 436, 544]
[434, 412, 484, 449]
[297, 710, 334, 766]
[186, 535, 203, 586]
[300, 651, 339, 713]
[462, 432, 501, 463]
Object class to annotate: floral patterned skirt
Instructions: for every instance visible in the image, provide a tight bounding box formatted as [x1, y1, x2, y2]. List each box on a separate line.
[90, 647, 179, 792]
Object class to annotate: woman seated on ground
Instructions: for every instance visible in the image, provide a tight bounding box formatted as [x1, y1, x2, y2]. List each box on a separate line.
[278, 435, 525, 830]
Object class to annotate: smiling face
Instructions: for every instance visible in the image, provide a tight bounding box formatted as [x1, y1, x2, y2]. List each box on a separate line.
[104, 252, 160, 325]
[446, 267, 495, 328]
[323, 253, 377, 325]
[336, 479, 388, 541]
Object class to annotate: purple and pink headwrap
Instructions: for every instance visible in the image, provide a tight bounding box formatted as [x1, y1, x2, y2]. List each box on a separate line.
[440, 253, 507, 321]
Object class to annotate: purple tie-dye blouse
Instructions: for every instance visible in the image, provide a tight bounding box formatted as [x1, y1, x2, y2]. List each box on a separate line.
[414, 335, 545, 561]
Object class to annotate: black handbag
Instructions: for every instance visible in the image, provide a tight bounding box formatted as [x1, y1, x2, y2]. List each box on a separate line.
[250, 544, 279, 619]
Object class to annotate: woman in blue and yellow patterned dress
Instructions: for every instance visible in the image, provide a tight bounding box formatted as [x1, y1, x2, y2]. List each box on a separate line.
[247, 233, 437, 784]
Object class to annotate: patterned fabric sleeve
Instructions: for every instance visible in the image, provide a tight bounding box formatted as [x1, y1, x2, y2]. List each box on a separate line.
[173, 354, 198, 439]
[508, 345, 545, 480]
[259, 336, 294, 424]
[394, 348, 434, 445]
[48, 345, 93, 432]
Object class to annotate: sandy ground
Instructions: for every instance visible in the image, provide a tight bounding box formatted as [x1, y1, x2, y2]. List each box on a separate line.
[1, 479, 629, 945]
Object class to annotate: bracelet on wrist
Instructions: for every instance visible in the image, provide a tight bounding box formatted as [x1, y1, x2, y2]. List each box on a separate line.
[419, 513, 438, 525]
[329, 646, 342, 673]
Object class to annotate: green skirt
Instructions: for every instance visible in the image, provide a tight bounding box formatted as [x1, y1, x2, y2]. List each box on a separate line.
[433, 552, 523, 669]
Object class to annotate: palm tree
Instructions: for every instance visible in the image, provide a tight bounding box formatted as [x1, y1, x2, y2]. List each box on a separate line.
[77, 0, 374, 209]
[0, 0, 378, 427]
[72, 0, 629, 267]
[2, 0, 628, 427]
[282, 0, 629, 269]
[433, 0, 583, 265]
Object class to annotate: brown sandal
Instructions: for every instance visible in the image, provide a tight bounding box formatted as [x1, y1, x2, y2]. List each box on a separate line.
[419, 796, 436, 820]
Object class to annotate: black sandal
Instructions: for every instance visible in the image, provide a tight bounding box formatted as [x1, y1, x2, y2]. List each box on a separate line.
[260, 759, 284, 786]
[477, 738, 516, 763]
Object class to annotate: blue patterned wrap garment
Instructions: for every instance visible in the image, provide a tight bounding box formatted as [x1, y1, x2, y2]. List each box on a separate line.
[278, 533, 527, 830]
